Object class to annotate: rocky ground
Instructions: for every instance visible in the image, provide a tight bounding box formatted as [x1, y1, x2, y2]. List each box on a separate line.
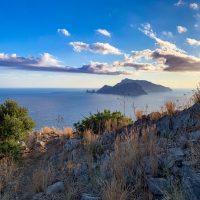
[1, 103, 200, 200]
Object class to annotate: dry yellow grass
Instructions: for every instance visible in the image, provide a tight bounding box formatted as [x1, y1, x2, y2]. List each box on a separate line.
[192, 83, 200, 104]
[149, 111, 162, 121]
[102, 178, 131, 200]
[134, 110, 144, 120]
[32, 162, 55, 193]
[165, 101, 176, 116]
[63, 127, 74, 139]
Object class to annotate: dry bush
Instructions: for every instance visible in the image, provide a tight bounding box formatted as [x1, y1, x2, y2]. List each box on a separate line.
[63, 127, 74, 139]
[165, 101, 176, 116]
[0, 157, 16, 193]
[83, 130, 98, 144]
[32, 162, 55, 193]
[190, 139, 200, 169]
[105, 129, 158, 198]
[192, 83, 200, 104]
[149, 112, 162, 121]
[41, 126, 54, 134]
[102, 178, 132, 200]
[64, 178, 83, 200]
[134, 110, 144, 120]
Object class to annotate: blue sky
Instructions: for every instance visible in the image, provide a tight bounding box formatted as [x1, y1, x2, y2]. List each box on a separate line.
[1, 0, 200, 88]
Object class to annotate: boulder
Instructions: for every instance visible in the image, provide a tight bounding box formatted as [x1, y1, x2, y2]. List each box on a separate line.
[156, 103, 200, 137]
[46, 181, 65, 195]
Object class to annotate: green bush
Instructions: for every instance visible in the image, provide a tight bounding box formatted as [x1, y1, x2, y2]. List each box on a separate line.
[0, 100, 35, 159]
[74, 109, 132, 134]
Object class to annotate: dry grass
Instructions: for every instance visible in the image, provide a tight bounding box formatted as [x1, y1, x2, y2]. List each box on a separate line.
[32, 162, 55, 193]
[63, 127, 74, 139]
[134, 110, 144, 120]
[83, 129, 98, 144]
[192, 83, 200, 104]
[190, 139, 200, 169]
[165, 101, 176, 116]
[102, 178, 132, 200]
[0, 157, 16, 193]
[149, 111, 162, 121]
[102, 128, 158, 199]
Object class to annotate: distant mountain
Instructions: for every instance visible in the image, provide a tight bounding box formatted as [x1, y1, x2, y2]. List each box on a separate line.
[96, 79, 172, 96]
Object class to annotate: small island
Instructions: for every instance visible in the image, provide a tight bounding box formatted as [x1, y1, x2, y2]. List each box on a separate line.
[87, 78, 172, 96]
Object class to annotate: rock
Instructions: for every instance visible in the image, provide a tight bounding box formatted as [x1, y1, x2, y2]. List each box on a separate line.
[81, 193, 100, 200]
[32, 192, 44, 200]
[156, 103, 200, 137]
[46, 181, 65, 195]
[64, 139, 81, 152]
[147, 178, 171, 196]
[20, 141, 27, 150]
[178, 135, 188, 149]
[73, 163, 88, 177]
[179, 166, 200, 200]
[35, 141, 45, 149]
[168, 148, 185, 158]
[163, 148, 185, 169]
[190, 130, 200, 141]
[100, 132, 115, 145]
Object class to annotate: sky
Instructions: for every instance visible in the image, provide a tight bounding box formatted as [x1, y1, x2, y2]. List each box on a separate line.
[1, 0, 200, 88]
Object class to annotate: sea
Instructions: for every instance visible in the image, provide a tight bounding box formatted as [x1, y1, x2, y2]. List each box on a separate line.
[0, 88, 193, 129]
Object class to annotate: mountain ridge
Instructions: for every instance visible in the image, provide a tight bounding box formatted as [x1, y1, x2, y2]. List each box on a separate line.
[95, 79, 172, 96]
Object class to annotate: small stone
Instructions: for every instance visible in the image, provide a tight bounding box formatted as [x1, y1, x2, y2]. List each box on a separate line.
[46, 181, 64, 195]
[81, 193, 100, 200]
[32, 192, 44, 200]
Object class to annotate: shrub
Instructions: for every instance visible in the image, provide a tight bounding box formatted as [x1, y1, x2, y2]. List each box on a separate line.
[192, 83, 200, 104]
[74, 110, 132, 134]
[165, 101, 176, 116]
[134, 110, 144, 120]
[0, 100, 35, 159]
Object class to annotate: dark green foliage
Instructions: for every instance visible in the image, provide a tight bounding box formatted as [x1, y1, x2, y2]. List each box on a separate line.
[74, 109, 132, 134]
[0, 100, 35, 159]
[89, 142, 104, 159]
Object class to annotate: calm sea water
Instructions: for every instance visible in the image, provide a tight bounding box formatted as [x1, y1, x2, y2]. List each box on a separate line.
[0, 88, 193, 129]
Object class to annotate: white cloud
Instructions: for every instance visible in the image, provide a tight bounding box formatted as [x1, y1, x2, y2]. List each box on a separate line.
[190, 3, 199, 10]
[57, 28, 70, 36]
[37, 53, 63, 67]
[174, 0, 184, 6]
[140, 23, 181, 51]
[177, 26, 187, 33]
[96, 29, 111, 37]
[69, 41, 122, 55]
[162, 31, 173, 37]
[186, 38, 200, 46]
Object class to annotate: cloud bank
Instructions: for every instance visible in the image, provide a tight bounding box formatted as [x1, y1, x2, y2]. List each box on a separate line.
[0, 53, 129, 75]
[112, 23, 200, 72]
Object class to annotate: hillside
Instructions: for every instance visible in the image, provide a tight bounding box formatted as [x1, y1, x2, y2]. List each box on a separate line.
[1, 100, 200, 200]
